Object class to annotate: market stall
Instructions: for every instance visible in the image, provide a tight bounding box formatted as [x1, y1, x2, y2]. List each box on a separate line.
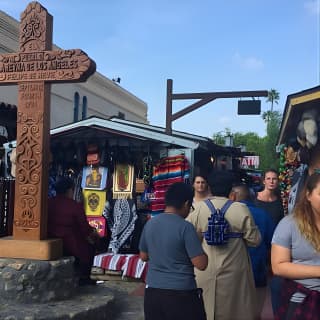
[277, 85, 320, 214]
[1, 116, 242, 280]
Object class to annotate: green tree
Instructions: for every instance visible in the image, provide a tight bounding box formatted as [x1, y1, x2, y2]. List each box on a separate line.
[266, 89, 280, 112]
[262, 110, 282, 169]
[233, 132, 266, 169]
[212, 128, 232, 145]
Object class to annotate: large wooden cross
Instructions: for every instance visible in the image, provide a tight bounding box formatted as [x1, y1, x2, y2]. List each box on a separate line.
[0, 2, 95, 258]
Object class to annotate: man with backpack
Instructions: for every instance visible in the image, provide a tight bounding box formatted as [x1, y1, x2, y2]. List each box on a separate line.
[187, 170, 261, 320]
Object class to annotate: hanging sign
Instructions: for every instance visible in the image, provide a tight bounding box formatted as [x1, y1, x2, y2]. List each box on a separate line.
[241, 156, 259, 168]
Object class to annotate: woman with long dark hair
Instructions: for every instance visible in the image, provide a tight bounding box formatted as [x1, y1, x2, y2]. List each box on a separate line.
[271, 172, 320, 319]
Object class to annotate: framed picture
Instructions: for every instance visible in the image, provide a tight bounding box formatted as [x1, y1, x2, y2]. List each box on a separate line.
[81, 166, 108, 190]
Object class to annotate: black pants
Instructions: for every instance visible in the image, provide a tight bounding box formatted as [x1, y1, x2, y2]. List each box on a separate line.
[144, 287, 207, 320]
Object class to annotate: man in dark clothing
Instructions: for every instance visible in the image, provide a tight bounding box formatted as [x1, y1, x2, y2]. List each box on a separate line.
[230, 184, 275, 287]
[230, 184, 275, 315]
[139, 182, 208, 320]
[48, 177, 99, 285]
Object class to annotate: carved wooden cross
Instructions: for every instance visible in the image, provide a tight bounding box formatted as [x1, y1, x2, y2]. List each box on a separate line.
[0, 2, 96, 241]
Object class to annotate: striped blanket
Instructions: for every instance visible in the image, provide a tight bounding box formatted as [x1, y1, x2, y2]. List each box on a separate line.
[93, 253, 147, 280]
[151, 154, 190, 212]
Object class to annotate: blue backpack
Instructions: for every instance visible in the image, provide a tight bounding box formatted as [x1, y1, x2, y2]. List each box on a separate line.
[204, 199, 243, 245]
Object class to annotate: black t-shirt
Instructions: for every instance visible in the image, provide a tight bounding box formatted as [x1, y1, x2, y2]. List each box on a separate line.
[254, 198, 284, 226]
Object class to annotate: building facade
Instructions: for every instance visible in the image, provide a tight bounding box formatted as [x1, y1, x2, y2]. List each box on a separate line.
[0, 10, 148, 142]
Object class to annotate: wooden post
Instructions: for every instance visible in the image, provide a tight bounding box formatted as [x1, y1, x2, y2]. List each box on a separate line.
[165, 79, 269, 135]
[0, 2, 96, 259]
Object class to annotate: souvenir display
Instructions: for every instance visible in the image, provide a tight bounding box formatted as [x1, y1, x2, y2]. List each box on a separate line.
[83, 189, 106, 216]
[150, 154, 190, 214]
[87, 216, 107, 237]
[81, 166, 108, 190]
[112, 163, 134, 199]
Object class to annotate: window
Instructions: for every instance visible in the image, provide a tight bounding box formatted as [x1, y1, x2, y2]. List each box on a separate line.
[73, 92, 80, 122]
[82, 96, 87, 120]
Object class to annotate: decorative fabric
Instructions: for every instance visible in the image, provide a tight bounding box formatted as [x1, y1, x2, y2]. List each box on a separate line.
[112, 163, 134, 199]
[87, 216, 107, 237]
[275, 278, 320, 320]
[103, 198, 137, 254]
[83, 190, 106, 216]
[151, 154, 190, 212]
[93, 253, 147, 281]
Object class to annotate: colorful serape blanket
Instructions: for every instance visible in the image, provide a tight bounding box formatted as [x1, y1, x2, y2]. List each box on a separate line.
[150, 154, 190, 212]
[93, 253, 148, 281]
[112, 163, 134, 199]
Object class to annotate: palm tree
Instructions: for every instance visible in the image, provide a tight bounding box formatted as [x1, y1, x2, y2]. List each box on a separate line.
[266, 89, 280, 112]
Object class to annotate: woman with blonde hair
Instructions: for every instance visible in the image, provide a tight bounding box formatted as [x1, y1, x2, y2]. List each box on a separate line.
[271, 172, 320, 319]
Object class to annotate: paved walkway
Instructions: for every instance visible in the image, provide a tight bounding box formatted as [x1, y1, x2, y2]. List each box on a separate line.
[100, 280, 144, 320]
[101, 280, 275, 320]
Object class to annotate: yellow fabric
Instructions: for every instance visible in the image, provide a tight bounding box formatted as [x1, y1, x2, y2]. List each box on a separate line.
[83, 189, 106, 216]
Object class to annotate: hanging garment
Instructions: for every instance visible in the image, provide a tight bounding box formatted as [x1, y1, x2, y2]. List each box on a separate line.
[151, 154, 190, 212]
[103, 198, 137, 254]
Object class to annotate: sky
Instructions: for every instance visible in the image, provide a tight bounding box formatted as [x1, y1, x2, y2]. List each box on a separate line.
[1, 0, 320, 138]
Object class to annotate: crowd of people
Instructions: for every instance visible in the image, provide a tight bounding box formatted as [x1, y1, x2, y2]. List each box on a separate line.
[139, 165, 320, 320]
[48, 159, 320, 319]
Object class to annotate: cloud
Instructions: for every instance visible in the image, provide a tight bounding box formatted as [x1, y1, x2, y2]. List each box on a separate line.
[304, 0, 320, 15]
[232, 52, 264, 70]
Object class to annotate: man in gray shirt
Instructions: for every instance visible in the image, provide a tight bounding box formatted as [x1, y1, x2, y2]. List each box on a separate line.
[139, 182, 208, 320]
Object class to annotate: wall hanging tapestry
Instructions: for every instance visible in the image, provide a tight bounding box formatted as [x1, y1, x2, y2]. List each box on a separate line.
[87, 216, 107, 237]
[112, 163, 134, 199]
[83, 190, 106, 216]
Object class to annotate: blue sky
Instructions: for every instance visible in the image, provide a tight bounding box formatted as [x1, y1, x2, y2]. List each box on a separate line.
[1, 0, 319, 138]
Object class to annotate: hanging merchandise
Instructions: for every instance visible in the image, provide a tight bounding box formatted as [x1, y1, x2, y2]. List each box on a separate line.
[142, 155, 153, 185]
[278, 145, 300, 215]
[87, 216, 107, 237]
[83, 189, 106, 216]
[112, 163, 134, 199]
[81, 166, 108, 190]
[135, 177, 145, 194]
[150, 154, 190, 214]
[86, 144, 100, 166]
[103, 198, 138, 254]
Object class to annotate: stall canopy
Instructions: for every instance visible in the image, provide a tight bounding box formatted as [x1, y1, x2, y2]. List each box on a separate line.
[277, 86, 320, 147]
[50, 116, 242, 157]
